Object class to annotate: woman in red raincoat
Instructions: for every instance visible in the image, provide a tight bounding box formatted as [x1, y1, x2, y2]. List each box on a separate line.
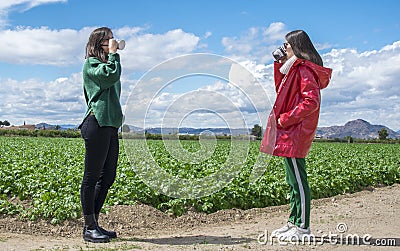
[260, 30, 332, 241]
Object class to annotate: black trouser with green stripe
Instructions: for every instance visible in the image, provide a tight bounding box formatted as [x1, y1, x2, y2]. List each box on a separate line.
[284, 157, 310, 229]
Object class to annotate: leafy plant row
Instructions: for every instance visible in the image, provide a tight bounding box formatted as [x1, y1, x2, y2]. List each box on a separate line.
[0, 137, 399, 223]
[0, 129, 81, 138]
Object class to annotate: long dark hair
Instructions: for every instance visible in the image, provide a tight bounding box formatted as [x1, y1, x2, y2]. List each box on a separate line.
[85, 27, 112, 62]
[286, 30, 323, 66]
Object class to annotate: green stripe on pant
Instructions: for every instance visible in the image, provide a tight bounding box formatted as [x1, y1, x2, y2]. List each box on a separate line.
[284, 157, 310, 229]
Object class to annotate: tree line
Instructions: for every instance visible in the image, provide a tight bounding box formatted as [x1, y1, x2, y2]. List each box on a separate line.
[0, 120, 11, 126]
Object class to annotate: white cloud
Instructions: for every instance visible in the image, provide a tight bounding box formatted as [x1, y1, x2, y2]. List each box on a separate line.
[319, 41, 400, 130]
[0, 73, 85, 126]
[0, 26, 90, 65]
[0, 0, 66, 27]
[0, 26, 200, 72]
[122, 57, 273, 129]
[204, 31, 212, 39]
[121, 28, 200, 71]
[0, 0, 66, 9]
[262, 22, 287, 41]
[221, 22, 290, 63]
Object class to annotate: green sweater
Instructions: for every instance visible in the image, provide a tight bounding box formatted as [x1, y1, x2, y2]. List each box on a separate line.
[81, 53, 123, 128]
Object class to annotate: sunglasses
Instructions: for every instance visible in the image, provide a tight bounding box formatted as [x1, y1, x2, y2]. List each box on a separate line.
[101, 37, 114, 47]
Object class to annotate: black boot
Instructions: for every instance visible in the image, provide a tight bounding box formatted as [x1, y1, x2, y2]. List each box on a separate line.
[95, 214, 117, 238]
[83, 214, 110, 243]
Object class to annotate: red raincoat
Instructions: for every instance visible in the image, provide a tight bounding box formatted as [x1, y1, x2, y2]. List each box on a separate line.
[260, 59, 332, 158]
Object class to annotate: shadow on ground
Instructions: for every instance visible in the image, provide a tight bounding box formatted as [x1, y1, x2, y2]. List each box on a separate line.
[119, 235, 253, 246]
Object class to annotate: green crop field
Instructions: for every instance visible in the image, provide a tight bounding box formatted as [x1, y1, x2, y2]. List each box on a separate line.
[0, 136, 399, 224]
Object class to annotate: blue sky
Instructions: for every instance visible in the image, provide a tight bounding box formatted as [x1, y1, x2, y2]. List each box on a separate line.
[0, 0, 399, 131]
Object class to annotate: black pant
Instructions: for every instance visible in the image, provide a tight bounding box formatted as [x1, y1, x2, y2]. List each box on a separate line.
[80, 115, 119, 215]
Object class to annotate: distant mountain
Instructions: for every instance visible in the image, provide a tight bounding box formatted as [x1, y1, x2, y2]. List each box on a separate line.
[32, 119, 399, 139]
[35, 123, 78, 130]
[141, 127, 249, 136]
[59, 124, 78, 130]
[316, 119, 400, 139]
[127, 125, 144, 132]
[127, 119, 399, 139]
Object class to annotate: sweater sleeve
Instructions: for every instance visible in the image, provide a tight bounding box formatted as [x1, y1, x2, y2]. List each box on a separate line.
[279, 66, 320, 128]
[86, 53, 121, 90]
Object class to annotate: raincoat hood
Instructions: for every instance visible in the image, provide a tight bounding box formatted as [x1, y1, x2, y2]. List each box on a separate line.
[296, 59, 332, 89]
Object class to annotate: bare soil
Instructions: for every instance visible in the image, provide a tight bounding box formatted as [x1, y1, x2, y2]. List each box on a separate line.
[0, 184, 399, 251]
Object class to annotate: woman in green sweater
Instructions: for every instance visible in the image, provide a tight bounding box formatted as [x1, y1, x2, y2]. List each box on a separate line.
[79, 27, 123, 243]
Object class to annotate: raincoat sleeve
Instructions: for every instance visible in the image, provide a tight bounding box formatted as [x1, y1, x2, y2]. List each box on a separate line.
[273, 61, 285, 92]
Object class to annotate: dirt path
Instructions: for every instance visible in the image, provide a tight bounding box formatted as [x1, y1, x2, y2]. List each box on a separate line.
[0, 184, 399, 251]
